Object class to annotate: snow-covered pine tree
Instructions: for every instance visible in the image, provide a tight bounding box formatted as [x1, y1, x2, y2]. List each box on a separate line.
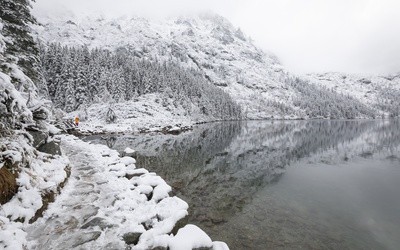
[40, 43, 243, 120]
[0, 0, 47, 95]
[0, 0, 41, 131]
[1, 0, 58, 209]
[289, 77, 375, 119]
[106, 105, 117, 123]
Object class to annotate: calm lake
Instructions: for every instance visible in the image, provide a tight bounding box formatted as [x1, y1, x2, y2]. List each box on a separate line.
[83, 120, 400, 250]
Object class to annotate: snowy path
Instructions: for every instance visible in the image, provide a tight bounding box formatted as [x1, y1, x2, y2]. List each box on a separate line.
[26, 138, 110, 249]
[25, 136, 227, 250]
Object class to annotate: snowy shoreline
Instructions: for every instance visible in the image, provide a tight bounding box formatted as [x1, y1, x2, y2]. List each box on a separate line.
[62, 92, 391, 137]
[69, 116, 387, 137]
[0, 134, 229, 249]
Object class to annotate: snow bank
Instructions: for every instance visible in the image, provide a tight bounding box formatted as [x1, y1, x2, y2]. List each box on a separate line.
[21, 136, 228, 249]
[0, 134, 69, 250]
[0, 216, 27, 250]
[1, 150, 69, 222]
[68, 93, 194, 134]
[169, 224, 213, 250]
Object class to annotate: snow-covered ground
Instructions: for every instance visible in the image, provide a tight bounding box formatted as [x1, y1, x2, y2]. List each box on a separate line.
[0, 135, 228, 249]
[305, 72, 400, 110]
[66, 93, 197, 134]
[0, 134, 70, 249]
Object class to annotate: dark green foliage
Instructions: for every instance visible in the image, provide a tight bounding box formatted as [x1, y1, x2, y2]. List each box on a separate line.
[40, 44, 242, 120]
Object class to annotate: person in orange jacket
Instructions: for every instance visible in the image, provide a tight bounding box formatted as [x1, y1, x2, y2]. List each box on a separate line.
[74, 116, 80, 126]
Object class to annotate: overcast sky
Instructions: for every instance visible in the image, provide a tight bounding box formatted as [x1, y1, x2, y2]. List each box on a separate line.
[33, 0, 400, 75]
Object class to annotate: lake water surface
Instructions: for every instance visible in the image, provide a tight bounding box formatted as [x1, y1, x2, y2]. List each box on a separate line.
[83, 120, 400, 249]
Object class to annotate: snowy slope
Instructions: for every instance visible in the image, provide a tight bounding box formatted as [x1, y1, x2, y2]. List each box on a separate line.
[305, 72, 400, 116]
[32, 11, 400, 120]
[32, 12, 297, 119]
[69, 93, 195, 134]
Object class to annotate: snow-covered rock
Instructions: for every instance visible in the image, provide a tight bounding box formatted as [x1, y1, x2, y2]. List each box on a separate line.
[169, 224, 213, 250]
[123, 147, 136, 157]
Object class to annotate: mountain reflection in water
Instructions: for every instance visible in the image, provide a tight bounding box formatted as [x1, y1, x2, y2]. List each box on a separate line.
[83, 120, 400, 249]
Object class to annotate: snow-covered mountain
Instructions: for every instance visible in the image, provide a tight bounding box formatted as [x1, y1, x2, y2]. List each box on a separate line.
[32, 12, 297, 119]
[32, 11, 400, 119]
[306, 72, 400, 117]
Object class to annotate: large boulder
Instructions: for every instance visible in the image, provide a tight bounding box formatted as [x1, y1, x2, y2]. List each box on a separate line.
[26, 126, 49, 149]
[37, 139, 61, 156]
[32, 106, 49, 120]
[122, 232, 142, 245]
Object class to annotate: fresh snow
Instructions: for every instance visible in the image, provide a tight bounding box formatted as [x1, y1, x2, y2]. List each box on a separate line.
[1, 135, 229, 249]
[169, 224, 213, 250]
[0, 217, 27, 250]
[68, 93, 194, 134]
[0, 139, 69, 222]
[124, 147, 135, 154]
[305, 72, 400, 115]
[4, 9, 228, 250]
[0, 72, 32, 123]
[0, 136, 70, 250]
[33, 11, 400, 122]
[32, 12, 296, 120]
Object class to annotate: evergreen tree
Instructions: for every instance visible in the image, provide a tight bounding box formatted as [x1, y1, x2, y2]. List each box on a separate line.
[289, 77, 376, 119]
[0, 0, 45, 94]
[40, 43, 243, 121]
[0, 0, 45, 131]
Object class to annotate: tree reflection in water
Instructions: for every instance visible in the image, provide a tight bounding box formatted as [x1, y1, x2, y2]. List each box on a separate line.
[83, 119, 400, 249]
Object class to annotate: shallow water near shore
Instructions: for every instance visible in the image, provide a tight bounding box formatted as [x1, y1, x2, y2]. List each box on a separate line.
[83, 120, 400, 249]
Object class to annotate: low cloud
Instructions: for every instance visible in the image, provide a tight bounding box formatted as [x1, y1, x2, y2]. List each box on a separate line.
[33, 0, 400, 75]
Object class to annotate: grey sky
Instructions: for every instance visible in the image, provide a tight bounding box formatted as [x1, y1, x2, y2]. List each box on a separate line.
[33, 0, 400, 75]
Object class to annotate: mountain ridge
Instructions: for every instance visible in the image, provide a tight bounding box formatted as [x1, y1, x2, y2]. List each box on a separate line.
[33, 12, 295, 119]
[32, 11, 400, 120]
